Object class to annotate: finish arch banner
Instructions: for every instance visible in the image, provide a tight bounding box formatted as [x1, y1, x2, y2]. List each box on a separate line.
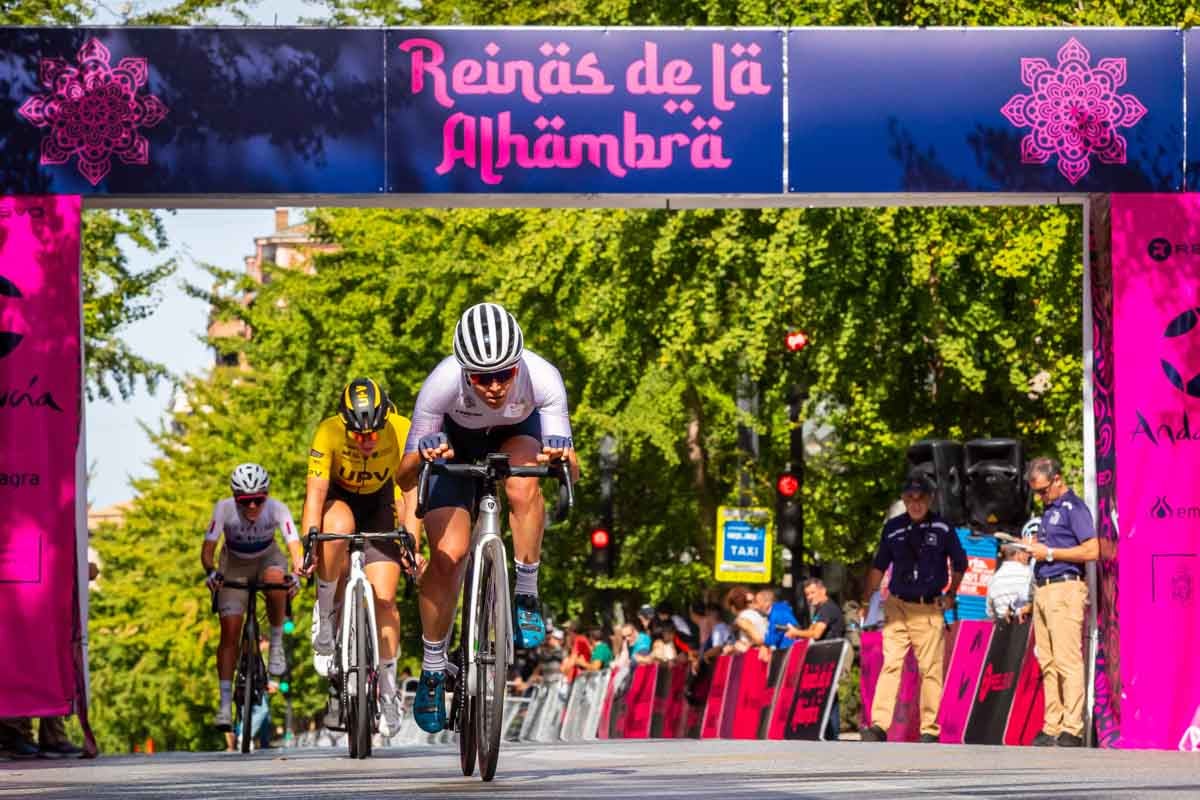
[0, 195, 83, 721]
[1111, 194, 1200, 750]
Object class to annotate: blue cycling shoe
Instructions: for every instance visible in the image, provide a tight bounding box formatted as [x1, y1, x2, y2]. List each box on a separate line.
[513, 593, 545, 649]
[413, 670, 447, 734]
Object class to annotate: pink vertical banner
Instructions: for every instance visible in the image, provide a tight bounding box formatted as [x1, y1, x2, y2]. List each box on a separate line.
[1112, 194, 1200, 750]
[859, 630, 920, 741]
[0, 195, 83, 718]
[936, 621, 993, 744]
[621, 664, 657, 738]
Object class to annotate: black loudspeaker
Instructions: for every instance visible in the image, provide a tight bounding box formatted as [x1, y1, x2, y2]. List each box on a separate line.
[964, 438, 1028, 533]
[904, 439, 966, 525]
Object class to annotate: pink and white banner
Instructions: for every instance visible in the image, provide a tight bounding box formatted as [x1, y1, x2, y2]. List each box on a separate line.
[1112, 194, 1200, 750]
[0, 195, 83, 718]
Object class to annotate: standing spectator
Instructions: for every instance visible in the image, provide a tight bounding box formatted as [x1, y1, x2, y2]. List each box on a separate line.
[650, 620, 679, 663]
[587, 626, 614, 670]
[701, 602, 733, 653]
[564, 621, 593, 682]
[859, 474, 966, 743]
[632, 606, 655, 661]
[787, 578, 847, 740]
[656, 601, 700, 651]
[1024, 457, 1098, 748]
[986, 543, 1034, 623]
[761, 587, 801, 651]
[723, 585, 766, 654]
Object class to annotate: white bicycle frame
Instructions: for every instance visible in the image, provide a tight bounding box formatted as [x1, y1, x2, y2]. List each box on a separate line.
[462, 491, 513, 698]
[339, 547, 380, 691]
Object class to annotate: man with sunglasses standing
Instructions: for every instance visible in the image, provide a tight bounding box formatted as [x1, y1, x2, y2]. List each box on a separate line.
[1024, 456, 1098, 747]
[201, 463, 303, 731]
[302, 377, 414, 737]
[398, 302, 580, 734]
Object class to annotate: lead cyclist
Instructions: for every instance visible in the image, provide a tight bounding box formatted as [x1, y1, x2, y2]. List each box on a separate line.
[397, 302, 581, 734]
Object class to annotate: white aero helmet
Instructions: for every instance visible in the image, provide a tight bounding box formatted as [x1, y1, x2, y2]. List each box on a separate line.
[230, 462, 270, 495]
[453, 302, 524, 372]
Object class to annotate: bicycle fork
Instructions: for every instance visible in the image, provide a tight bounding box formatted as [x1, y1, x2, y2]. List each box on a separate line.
[340, 555, 381, 695]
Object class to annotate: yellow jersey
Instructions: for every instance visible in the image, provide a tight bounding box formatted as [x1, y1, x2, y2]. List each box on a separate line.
[307, 412, 411, 495]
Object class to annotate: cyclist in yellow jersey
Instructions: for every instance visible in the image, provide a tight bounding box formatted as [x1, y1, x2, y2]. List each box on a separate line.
[300, 377, 418, 737]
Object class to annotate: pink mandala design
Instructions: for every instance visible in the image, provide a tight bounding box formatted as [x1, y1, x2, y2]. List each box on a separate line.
[1000, 37, 1146, 185]
[18, 38, 169, 186]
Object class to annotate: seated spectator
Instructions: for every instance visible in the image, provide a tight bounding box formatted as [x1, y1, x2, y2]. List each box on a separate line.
[761, 587, 801, 650]
[587, 626, 614, 671]
[987, 543, 1034, 623]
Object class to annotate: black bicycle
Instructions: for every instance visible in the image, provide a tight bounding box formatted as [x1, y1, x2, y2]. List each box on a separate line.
[210, 577, 294, 754]
[416, 453, 572, 781]
[302, 528, 417, 759]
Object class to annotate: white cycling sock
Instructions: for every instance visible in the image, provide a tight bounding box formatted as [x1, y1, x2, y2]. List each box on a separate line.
[269, 625, 283, 650]
[316, 579, 337, 626]
[219, 680, 232, 708]
[422, 636, 448, 673]
[514, 559, 539, 596]
[379, 658, 397, 698]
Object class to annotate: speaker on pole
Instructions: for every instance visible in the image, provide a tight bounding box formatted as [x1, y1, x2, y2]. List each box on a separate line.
[904, 440, 966, 525]
[963, 438, 1028, 534]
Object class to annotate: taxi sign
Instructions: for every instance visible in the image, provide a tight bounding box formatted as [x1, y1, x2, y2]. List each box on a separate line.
[715, 505, 772, 583]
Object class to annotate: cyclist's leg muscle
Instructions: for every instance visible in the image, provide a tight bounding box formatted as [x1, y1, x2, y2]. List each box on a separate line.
[217, 613, 243, 680]
[364, 560, 401, 659]
[501, 433, 546, 563]
[318, 499, 354, 584]
[419, 505, 471, 641]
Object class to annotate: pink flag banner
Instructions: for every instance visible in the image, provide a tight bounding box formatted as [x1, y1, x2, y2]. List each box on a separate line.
[0, 195, 83, 718]
[936, 621, 993, 744]
[1111, 194, 1200, 749]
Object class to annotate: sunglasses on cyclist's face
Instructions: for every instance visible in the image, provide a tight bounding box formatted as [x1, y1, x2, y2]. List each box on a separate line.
[467, 367, 517, 387]
[235, 494, 267, 508]
[349, 430, 380, 444]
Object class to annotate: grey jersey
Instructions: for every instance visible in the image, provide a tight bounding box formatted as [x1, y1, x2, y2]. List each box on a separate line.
[404, 351, 572, 452]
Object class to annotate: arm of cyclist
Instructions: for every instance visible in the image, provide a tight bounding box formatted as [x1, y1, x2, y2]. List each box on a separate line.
[201, 501, 224, 590]
[275, 500, 305, 591]
[298, 475, 329, 575]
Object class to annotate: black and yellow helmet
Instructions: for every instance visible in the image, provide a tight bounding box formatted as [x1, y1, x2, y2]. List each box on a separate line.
[338, 377, 389, 434]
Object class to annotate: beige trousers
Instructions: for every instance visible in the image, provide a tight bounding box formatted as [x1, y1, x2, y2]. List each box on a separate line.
[1032, 578, 1088, 737]
[871, 595, 945, 736]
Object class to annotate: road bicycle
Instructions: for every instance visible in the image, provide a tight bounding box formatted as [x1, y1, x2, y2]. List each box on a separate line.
[302, 528, 416, 759]
[416, 452, 572, 781]
[210, 577, 294, 754]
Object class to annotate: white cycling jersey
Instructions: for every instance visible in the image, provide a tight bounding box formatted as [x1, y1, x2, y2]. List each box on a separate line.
[404, 351, 572, 452]
[204, 497, 298, 559]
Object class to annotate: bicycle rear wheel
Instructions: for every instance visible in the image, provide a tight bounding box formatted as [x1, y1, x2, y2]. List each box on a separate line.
[476, 550, 509, 781]
[457, 557, 477, 777]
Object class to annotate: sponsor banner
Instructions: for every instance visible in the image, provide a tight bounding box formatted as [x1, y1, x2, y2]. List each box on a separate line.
[1111, 194, 1200, 749]
[0, 29, 387, 195]
[936, 621, 994, 744]
[1003, 627, 1045, 746]
[387, 29, 784, 193]
[0, 195, 81, 717]
[964, 619, 1029, 744]
[788, 28, 1182, 193]
[595, 663, 628, 739]
[700, 654, 732, 739]
[651, 662, 690, 738]
[621, 663, 658, 738]
[859, 629, 922, 742]
[766, 640, 808, 740]
[720, 649, 771, 739]
[714, 505, 772, 583]
[784, 639, 848, 740]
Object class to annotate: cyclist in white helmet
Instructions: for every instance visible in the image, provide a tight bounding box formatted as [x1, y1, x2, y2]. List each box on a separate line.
[398, 302, 580, 733]
[201, 463, 303, 731]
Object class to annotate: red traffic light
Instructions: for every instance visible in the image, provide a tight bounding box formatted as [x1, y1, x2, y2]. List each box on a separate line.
[785, 330, 809, 352]
[591, 528, 610, 548]
[776, 473, 800, 497]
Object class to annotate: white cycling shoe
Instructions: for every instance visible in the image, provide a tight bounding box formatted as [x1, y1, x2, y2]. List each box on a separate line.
[379, 693, 403, 739]
[268, 644, 286, 676]
[311, 608, 335, 678]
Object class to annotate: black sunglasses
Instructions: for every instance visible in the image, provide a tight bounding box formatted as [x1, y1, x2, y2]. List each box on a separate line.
[236, 494, 267, 508]
[468, 366, 517, 386]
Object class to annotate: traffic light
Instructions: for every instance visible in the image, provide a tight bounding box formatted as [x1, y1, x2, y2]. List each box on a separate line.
[776, 470, 803, 551]
[785, 330, 810, 352]
[279, 672, 291, 694]
[588, 525, 613, 574]
[282, 618, 295, 635]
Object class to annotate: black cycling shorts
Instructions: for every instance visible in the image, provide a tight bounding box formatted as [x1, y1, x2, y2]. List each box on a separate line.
[424, 413, 543, 513]
[327, 479, 403, 565]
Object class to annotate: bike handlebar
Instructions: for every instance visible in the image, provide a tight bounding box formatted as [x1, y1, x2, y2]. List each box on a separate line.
[301, 528, 419, 596]
[415, 453, 574, 520]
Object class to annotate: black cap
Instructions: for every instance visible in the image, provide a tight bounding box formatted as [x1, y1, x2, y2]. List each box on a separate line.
[900, 474, 934, 496]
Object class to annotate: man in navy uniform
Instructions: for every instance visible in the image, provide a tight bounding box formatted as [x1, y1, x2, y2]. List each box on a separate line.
[859, 474, 967, 743]
[1024, 456, 1097, 748]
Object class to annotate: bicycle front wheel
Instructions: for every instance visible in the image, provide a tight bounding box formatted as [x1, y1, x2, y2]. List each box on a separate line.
[457, 556, 477, 777]
[346, 582, 372, 759]
[238, 622, 258, 754]
[475, 550, 509, 781]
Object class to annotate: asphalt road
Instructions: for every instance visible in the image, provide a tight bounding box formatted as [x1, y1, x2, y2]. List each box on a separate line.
[3, 739, 1198, 799]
